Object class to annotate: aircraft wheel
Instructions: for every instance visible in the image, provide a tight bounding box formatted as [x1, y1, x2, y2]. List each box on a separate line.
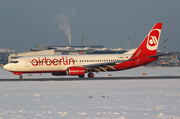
[78, 75, 84, 78]
[88, 73, 94, 78]
[19, 75, 23, 79]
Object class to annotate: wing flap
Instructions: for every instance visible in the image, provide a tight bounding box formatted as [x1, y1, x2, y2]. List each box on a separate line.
[83, 60, 128, 72]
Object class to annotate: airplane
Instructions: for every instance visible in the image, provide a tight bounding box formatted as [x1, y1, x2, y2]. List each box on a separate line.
[4, 23, 166, 79]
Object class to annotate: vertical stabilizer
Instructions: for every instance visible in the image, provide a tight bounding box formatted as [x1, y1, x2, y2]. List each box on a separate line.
[130, 23, 162, 60]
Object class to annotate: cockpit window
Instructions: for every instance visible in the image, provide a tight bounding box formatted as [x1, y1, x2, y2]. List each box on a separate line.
[10, 61, 18, 63]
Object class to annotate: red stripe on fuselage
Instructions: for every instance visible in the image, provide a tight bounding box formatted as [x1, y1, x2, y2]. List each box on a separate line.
[12, 70, 67, 74]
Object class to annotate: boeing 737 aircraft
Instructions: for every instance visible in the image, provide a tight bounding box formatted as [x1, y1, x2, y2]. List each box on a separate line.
[4, 23, 164, 79]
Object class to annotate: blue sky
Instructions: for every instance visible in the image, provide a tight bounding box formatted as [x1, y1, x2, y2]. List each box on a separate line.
[0, 0, 179, 53]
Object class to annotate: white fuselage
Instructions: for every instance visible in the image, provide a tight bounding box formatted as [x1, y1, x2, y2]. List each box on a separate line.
[4, 53, 133, 73]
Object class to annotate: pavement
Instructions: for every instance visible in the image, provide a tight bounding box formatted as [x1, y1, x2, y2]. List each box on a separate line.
[0, 76, 180, 81]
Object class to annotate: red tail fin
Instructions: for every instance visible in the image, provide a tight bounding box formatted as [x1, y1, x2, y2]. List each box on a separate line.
[130, 23, 163, 60]
[78, 51, 82, 55]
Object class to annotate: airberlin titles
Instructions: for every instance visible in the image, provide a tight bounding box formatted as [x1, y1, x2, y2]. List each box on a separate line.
[31, 57, 75, 66]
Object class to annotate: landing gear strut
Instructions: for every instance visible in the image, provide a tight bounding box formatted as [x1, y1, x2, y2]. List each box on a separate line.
[19, 75, 23, 79]
[88, 73, 94, 78]
[78, 75, 84, 78]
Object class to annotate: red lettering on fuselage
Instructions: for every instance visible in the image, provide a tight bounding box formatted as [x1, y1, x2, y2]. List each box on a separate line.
[30, 57, 75, 66]
[31, 59, 38, 66]
[53, 59, 58, 65]
[38, 57, 41, 66]
[44, 57, 52, 66]
[69, 58, 75, 65]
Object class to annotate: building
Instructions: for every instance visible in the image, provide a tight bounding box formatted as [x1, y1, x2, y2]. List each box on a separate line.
[0, 48, 15, 65]
[147, 51, 180, 67]
[8, 45, 127, 62]
[29, 45, 127, 54]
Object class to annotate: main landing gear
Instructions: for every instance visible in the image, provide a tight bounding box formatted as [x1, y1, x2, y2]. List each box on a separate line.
[78, 75, 84, 78]
[78, 73, 94, 78]
[88, 73, 94, 78]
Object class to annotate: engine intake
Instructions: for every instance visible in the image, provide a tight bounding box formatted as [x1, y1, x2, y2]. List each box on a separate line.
[66, 67, 85, 75]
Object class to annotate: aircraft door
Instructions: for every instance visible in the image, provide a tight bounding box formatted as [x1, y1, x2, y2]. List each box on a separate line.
[25, 58, 30, 67]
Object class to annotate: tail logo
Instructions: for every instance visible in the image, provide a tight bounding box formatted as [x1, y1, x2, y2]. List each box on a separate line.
[146, 29, 161, 51]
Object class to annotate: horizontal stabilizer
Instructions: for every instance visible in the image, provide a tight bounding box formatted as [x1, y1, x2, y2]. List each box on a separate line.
[148, 52, 175, 58]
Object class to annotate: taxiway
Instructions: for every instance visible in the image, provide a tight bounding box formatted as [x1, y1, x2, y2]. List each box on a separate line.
[0, 76, 179, 81]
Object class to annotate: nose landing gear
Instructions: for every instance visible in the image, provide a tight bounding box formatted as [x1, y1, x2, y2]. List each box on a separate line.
[19, 75, 23, 79]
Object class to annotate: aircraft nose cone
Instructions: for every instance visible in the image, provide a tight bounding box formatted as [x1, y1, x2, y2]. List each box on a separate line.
[3, 64, 11, 71]
[3, 64, 7, 70]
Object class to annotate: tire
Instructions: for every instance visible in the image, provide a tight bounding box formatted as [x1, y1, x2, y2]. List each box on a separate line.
[88, 73, 94, 78]
[19, 75, 23, 79]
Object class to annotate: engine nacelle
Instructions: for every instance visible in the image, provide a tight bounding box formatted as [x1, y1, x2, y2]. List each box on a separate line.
[51, 72, 67, 76]
[66, 67, 85, 75]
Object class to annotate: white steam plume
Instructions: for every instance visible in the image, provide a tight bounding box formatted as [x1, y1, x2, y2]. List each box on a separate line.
[54, 10, 76, 46]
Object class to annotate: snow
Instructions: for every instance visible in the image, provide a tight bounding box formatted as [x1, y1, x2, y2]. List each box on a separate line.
[0, 67, 180, 118]
[0, 67, 180, 79]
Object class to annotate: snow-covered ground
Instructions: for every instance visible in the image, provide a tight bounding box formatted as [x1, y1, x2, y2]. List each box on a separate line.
[0, 67, 180, 79]
[0, 67, 180, 119]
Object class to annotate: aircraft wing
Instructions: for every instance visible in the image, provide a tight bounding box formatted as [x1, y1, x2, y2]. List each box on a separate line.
[82, 60, 128, 72]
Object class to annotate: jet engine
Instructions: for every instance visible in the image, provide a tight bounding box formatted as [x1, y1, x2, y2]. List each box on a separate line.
[66, 67, 85, 75]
